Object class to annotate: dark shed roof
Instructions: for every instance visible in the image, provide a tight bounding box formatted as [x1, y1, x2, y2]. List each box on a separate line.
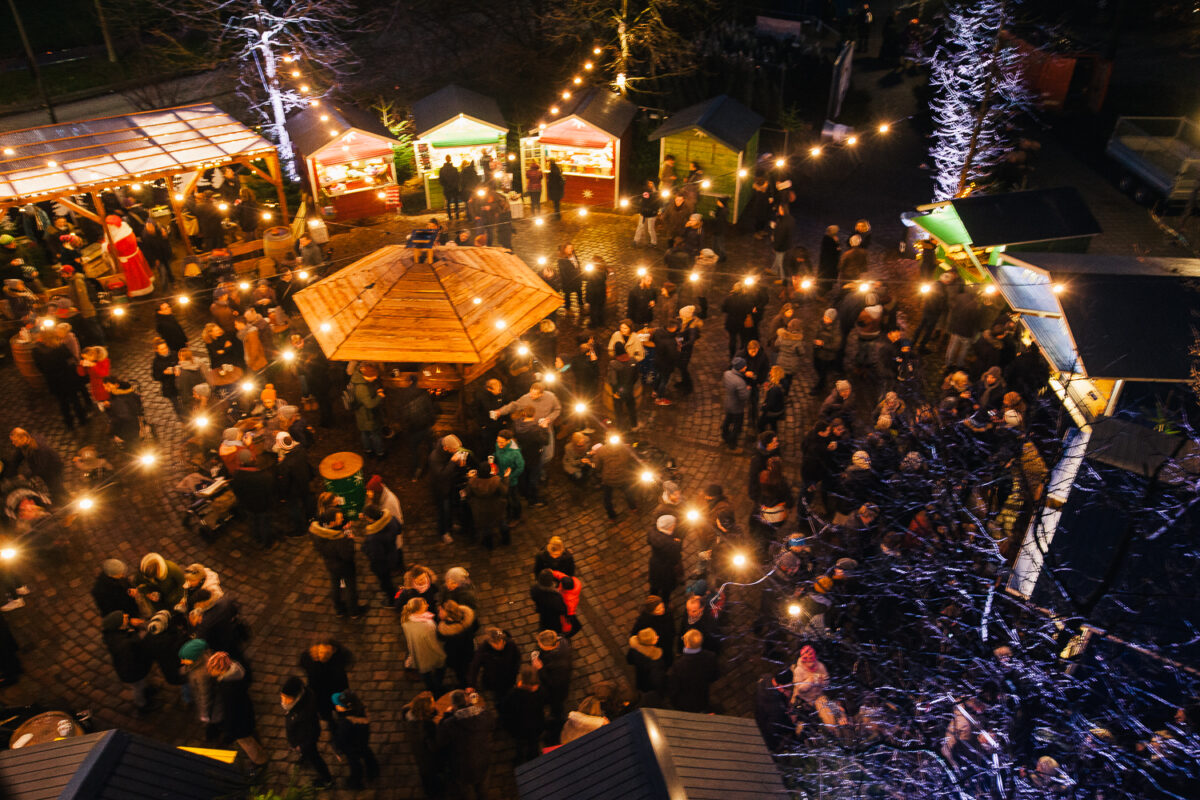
[0, 729, 243, 800]
[285, 103, 399, 159]
[554, 87, 637, 138]
[1055, 272, 1200, 381]
[412, 85, 507, 137]
[950, 187, 1101, 247]
[516, 709, 787, 799]
[648, 95, 765, 152]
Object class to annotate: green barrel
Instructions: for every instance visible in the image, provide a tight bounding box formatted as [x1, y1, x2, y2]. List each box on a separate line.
[319, 451, 366, 519]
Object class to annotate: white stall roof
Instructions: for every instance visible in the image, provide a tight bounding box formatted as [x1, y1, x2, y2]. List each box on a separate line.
[0, 104, 277, 204]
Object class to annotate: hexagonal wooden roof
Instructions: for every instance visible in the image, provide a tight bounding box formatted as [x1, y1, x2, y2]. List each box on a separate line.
[294, 245, 561, 367]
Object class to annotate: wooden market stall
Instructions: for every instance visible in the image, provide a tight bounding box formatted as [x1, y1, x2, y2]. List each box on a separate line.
[0, 103, 287, 258]
[412, 85, 509, 211]
[285, 103, 404, 220]
[521, 87, 636, 208]
[294, 245, 561, 401]
[648, 94, 764, 223]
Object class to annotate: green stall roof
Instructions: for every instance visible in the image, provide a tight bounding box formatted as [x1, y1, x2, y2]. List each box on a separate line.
[912, 204, 972, 246]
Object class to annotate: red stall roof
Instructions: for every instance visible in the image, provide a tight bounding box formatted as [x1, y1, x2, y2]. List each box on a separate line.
[539, 87, 636, 147]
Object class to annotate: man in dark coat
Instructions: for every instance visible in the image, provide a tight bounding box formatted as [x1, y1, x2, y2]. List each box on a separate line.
[818, 225, 841, 290]
[678, 593, 721, 654]
[309, 509, 366, 617]
[436, 690, 497, 799]
[530, 569, 567, 633]
[500, 664, 546, 763]
[439, 156, 462, 220]
[91, 559, 140, 619]
[721, 283, 760, 359]
[102, 611, 154, 714]
[32, 333, 91, 429]
[194, 192, 225, 252]
[280, 675, 332, 786]
[274, 433, 314, 538]
[4, 428, 66, 503]
[648, 515, 684, 602]
[468, 627, 522, 704]
[626, 273, 657, 327]
[533, 629, 573, 744]
[230, 449, 276, 548]
[754, 668, 796, 752]
[667, 629, 720, 712]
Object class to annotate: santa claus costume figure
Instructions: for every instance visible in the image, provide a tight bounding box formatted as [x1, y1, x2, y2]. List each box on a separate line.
[104, 214, 154, 297]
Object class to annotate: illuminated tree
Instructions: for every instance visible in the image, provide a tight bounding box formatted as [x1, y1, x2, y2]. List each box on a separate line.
[927, 0, 1029, 201]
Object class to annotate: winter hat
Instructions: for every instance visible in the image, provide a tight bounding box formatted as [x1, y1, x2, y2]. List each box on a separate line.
[636, 628, 659, 646]
[864, 304, 883, 320]
[331, 691, 348, 709]
[101, 558, 126, 577]
[656, 515, 677, 533]
[834, 558, 858, 573]
[688, 213, 702, 223]
[661, 480, 680, 496]
[59, 265, 75, 276]
[0, 235, 13, 246]
[851, 450, 871, 470]
[101, 611, 125, 632]
[280, 676, 305, 697]
[835, 379, 851, 394]
[787, 318, 803, 332]
[799, 644, 817, 660]
[179, 639, 208, 662]
[193, 384, 211, 398]
[731, 356, 748, 370]
[1004, 410, 1023, 428]
[442, 434, 462, 450]
[222, 427, 242, 444]
[260, 383, 277, 406]
[787, 535, 807, 548]
[366, 474, 384, 495]
[678, 305, 695, 321]
[275, 432, 297, 453]
[813, 575, 835, 593]
[823, 307, 838, 322]
[984, 366, 1002, 381]
[776, 551, 801, 574]
[901, 451, 924, 471]
[849, 234, 862, 247]
[146, 610, 171, 635]
[699, 249, 715, 257]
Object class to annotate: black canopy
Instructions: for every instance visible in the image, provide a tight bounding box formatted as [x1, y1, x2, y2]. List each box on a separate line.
[950, 187, 1101, 247]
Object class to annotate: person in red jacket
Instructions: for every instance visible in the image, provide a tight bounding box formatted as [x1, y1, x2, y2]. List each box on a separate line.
[553, 570, 583, 637]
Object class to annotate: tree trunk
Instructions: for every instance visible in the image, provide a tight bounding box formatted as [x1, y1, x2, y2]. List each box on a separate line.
[616, 0, 630, 95]
[255, 16, 298, 181]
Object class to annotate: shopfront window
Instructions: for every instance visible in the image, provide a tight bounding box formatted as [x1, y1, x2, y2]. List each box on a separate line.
[542, 143, 614, 178]
[316, 156, 393, 196]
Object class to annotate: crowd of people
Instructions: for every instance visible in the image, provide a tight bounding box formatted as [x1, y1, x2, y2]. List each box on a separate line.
[0, 146, 1195, 800]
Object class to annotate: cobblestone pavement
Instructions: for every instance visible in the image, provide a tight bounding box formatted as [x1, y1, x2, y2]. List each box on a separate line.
[0, 61, 1163, 797]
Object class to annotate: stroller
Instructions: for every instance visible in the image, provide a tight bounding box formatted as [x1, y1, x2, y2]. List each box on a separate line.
[176, 467, 236, 539]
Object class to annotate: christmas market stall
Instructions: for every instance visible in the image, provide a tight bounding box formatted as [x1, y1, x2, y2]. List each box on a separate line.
[907, 186, 1101, 283]
[648, 94, 764, 223]
[285, 103, 404, 220]
[412, 84, 509, 210]
[522, 87, 636, 208]
[0, 103, 287, 267]
[293, 245, 561, 419]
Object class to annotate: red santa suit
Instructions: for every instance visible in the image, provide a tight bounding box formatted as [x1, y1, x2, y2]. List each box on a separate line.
[104, 214, 154, 297]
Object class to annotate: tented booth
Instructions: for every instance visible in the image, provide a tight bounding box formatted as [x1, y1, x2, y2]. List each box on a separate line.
[648, 94, 764, 223]
[286, 103, 404, 220]
[521, 87, 636, 208]
[412, 85, 509, 211]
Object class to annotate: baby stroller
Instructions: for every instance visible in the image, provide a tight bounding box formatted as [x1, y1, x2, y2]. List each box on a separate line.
[177, 468, 236, 539]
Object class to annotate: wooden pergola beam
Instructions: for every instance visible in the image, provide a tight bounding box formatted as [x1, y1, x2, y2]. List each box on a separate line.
[53, 196, 103, 224]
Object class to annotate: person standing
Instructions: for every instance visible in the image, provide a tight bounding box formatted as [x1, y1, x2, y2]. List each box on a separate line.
[592, 433, 639, 519]
[493, 428, 526, 524]
[468, 627, 522, 705]
[648, 515, 684, 602]
[349, 363, 387, 459]
[139, 220, 174, 290]
[332, 690, 379, 790]
[584, 257, 610, 329]
[557, 242, 583, 315]
[101, 611, 155, 715]
[634, 181, 660, 246]
[668, 629, 720, 712]
[207, 652, 270, 773]
[626, 628, 667, 702]
[436, 690, 497, 799]
[811, 309, 843, 396]
[524, 161, 543, 216]
[440, 156, 462, 220]
[546, 160, 565, 219]
[150, 338, 183, 417]
[658, 154, 678, 192]
[770, 205, 794, 279]
[358, 504, 402, 604]
[275, 432, 315, 539]
[501, 663, 546, 764]
[309, 509, 367, 618]
[32, 328, 91, 429]
[721, 358, 751, 451]
[5, 427, 67, 503]
[533, 629, 573, 744]
[531, 570, 568, 634]
[279, 675, 333, 788]
[818, 225, 841, 291]
[401, 597, 447, 693]
[230, 449, 277, 549]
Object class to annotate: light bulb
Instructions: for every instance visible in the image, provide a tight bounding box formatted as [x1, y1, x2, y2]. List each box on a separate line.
[636, 266, 647, 277]
[298, 270, 309, 280]
[858, 281, 871, 293]
[534, 217, 545, 226]
[139, 452, 156, 466]
[689, 271, 700, 283]
[700, 179, 711, 189]
[578, 208, 588, 217]
[537, 256, 547, 266]
[788, 603, 802, 617]
[607, 433, 621, 445]
[130, 183, 142, 191]
[112, 306, 126, 317]
[562, 91, 571, 100]
[584, 61, 593, 70]
[261, 211, 273, 221]
[320, 114, 329, 121]
[476, 188, 486, 197]
[177, 295, 190, 305]
[1052, 283, 1065, 294]
[218, 203, 229, 211]
[542, 372, 557, 384]
[800, 278, 813, 290]
[282, 349, 296, 362]
[550, 106, 559, 115]
[847, 135, 858, 145]
[174, 193, 184, 202]
[639, 470, 654, 483]
[619, 198, 629, 207]
[0, 548, 15, 561]
[743, 275, 756, 286]
[299, 84, 310, 92]
[878, 123, 891, 134]
[685, 509, 700, 522]
[238, 281, 250, 291]
[517, 344, 530, 356]
[507, 153, 516, 161]
[78, 497, 94, 510]
[291, 69, 300, 77]
[472, 297, 482, 305]
[983, 284, 997, 295]
[573, 76, 582, 85]
[308, 218, 320, 228]
[732, 553, 747, 568]
[737, 168, 748, 178]
[40, 318, 54, 329]
[376, 191, 386, 200]
[574, 401, 587, 413]
[495, 319, 507, 330]
[2, 148, 13, 155]
[194, 415, 209, 428]
[319, 322, 332, 332]
[660, 189, 670, 199]
[241, 381, 255, 393]
[810, 146, 822, 157]
[593, 46, 602, 54]
[775, 158, 786, 168]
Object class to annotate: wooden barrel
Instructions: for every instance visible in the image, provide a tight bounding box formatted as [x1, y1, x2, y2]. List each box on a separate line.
[10, 334, 45, 390]
[262, 226, 294, 265]
[319, 451, 366, 519]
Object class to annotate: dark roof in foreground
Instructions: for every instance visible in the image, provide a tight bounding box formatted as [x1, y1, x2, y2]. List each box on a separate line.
[649, 95, 765, 152]
[516, 708, 787, 799]
[412, 84, 507, 136]
[950, 187, 1102, 247]
[553, 86, 637, 137]
[1055, 272, 1200, 381]
[285, 102, 399, 158]
[0, 729, 243, 800]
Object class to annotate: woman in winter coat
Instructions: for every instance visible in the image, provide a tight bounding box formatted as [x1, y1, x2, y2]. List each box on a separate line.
[774, 319, 805, 396]
[401, 597, 446, 693]
[332, 690, 379, 789]
[626, 628, 667, 701]
[811, 308, 843, 395]
[102, 378, 144, 448]
[155, 302, 188, 352]
[299, 638, 353, 724]
[606, 318, 646, 362]
[403, 691, 444, 799]
[138, 553, 186, 611]
[395, 565, 439, 613]
[546, 160, 565, 218]
[178, 639, 219, 733]
[532, 535, 575, 577]
[629, 596, 675, 668]
[235, 318, 268, 372]
[559, 695, 610, 744]
[437, 599, 477, 688]
[202, 323, 243, 370]
[78, 346, 111, 402]
[207, 651, 269, 769]
[759, 365, 788, 433]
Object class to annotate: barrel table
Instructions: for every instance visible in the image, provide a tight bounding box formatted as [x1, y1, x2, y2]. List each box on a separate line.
[319, 451, 366, 519]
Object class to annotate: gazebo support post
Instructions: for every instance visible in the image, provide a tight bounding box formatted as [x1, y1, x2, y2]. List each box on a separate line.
[90, 192, 115, 268]
[165, 189, 196, 256]
[267, 153, 290, 224]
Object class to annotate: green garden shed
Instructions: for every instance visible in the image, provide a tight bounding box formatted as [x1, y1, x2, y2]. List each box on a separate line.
[648, 95, 764, 224]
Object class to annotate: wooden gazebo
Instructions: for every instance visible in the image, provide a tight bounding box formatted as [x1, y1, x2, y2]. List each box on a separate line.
[294, 245, 561, 383]
[0, 104, 288, 256]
